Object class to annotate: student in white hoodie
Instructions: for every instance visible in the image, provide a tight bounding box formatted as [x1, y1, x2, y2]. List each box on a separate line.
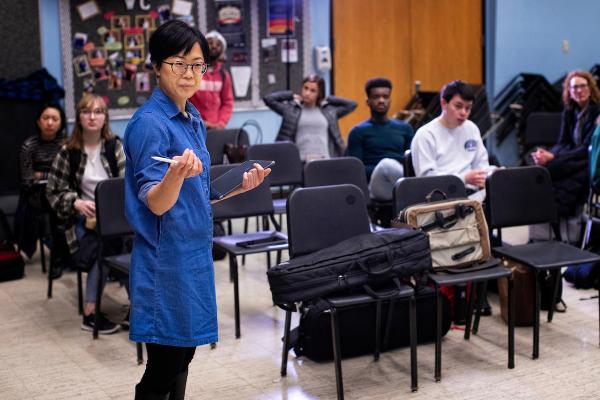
[411, 80, 490, 194]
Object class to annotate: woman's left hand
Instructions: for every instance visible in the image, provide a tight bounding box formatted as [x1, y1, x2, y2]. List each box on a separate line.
[241, 163, 272, 192]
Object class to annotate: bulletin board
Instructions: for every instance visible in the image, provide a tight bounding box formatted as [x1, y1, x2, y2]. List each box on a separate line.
[60, 0, 312, 119]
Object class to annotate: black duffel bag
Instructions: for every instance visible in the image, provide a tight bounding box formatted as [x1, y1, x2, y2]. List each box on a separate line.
[267, 228, 431, 305]
[292, 286, 451, 361]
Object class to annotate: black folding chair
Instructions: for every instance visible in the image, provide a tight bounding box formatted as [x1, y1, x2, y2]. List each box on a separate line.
[486, 166, 600, 358]
[304, 157, 392, 227]
[393, 175, 514, 381]
[281, 184, 417, 399]
[247, 141, 303, 226]
[211, 164, 287, 338]
[93, 177, 143, 364]
[403, 149, 415, 178]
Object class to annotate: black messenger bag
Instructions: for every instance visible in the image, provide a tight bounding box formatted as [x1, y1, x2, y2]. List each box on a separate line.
[267, 228, 432, 305]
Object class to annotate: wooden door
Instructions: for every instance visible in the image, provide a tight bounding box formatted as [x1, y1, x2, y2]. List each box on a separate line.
[332, 0, 483, 138]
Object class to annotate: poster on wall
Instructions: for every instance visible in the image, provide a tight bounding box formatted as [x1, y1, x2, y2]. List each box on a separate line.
[267, 0, 294, 36]
[63, 0, 199, 117]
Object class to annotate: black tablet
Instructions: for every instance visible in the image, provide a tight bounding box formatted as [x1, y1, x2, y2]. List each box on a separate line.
[211, 159, 275, 200]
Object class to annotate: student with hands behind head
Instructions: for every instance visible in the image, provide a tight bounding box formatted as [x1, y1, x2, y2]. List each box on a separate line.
[124, 20, 269, 400]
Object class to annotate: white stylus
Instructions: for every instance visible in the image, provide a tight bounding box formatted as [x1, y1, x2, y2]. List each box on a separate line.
[151, 156, 178, 164]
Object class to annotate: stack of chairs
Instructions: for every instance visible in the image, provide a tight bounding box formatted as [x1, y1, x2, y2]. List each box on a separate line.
[492, 73, 562, 160]
[395, 85, 492, 136]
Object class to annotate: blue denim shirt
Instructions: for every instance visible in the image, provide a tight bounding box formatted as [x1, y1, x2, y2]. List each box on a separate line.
[124, 88, 217, 347]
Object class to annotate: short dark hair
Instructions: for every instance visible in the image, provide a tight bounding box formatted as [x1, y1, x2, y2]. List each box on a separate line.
[365, 77, 392, 97]
[440, 80, 475, 103]
[35, 102, 67, 138]
[302, 74, 326, 106]
[149, 20, 209, 68]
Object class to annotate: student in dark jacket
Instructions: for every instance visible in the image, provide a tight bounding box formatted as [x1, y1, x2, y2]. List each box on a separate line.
[15, 103, 67, 273]
[532, 70, 600, 217]
[531, 70, 600, 243]
[263, 74, 357, 160]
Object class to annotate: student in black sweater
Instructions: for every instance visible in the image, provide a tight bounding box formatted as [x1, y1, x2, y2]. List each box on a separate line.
[347, 78, 414, 200]
[15, 103, 68, 275]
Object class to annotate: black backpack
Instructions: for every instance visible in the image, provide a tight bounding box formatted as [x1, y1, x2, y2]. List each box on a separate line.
[0, 209, 25, 282]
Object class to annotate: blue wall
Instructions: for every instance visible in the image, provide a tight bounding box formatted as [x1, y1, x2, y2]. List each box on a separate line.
[39, 0, 331, 141]
[491, 0, 600, 98]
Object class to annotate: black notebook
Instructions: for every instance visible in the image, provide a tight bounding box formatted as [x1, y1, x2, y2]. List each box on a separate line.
[211, 160, 274, 200]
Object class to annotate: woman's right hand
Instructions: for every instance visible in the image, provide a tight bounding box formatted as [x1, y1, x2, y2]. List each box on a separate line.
[170, 148, 203, 180]
[74, 199, 96, 218]
[293, 94, 303, 103]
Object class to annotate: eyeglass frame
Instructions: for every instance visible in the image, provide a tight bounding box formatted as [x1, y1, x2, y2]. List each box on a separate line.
[80, 108, 106, 117]
[570, 83, 589, 91]
[162, 61, 209, 76]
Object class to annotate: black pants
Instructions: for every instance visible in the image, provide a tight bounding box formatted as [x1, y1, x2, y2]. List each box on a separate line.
[138, 343, 196, 394]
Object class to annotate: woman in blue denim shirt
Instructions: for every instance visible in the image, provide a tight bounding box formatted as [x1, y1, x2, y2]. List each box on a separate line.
[124, 21, 270, 400]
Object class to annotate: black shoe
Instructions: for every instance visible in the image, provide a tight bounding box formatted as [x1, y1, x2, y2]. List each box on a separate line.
[81, 313, 120, 334]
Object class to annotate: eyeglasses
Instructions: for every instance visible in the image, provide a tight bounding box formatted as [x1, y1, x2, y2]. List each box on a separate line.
[570, 83, 589, 91]
[163, 61, 208, 75]
[80, 108, 105, 117]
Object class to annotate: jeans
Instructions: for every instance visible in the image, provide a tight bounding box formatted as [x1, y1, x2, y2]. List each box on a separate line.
[75, 218, 108, 304]
[368, 158, 404, 201]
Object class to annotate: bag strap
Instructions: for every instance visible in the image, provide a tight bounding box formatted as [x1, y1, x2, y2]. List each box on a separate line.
[441, 258, 501, 274]
[238, 119, 263, 145]
[426, 188, 448, 202]
[420, 204, 474, 232]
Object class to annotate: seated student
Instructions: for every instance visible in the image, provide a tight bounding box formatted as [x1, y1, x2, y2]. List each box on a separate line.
[263, 74, 357, 161]
[411, 80, 490, 194]
[411, 80, 494, 316]
[46, 93, 125, 334]
[347, 77, 414, 200]
[15, 103, 67, 275]
[531, 70, 600, 244]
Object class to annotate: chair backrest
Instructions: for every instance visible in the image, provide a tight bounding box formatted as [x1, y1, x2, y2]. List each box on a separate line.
[247, 142, 303, 187]
[403, 149, 415, 177]
[211, 164, 274, 220]
[287, 184, 371, 258]
[303, 157, 370, 204]
[205, 128, 250, 165]
[486, 166, 556, 228]
[393, 175, 467, 215]
[95, 177, 133, 238]
[523, 112, 562, 148]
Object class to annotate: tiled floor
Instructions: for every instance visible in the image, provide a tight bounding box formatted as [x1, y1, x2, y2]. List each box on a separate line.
[1, 225, 599, 399]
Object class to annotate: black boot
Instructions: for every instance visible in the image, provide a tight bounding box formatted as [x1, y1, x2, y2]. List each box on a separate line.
[168, 370, 189, 400]
[135, 384, 169, 400]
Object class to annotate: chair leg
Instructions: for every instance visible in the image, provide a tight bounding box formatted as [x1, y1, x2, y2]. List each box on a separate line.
[137, 342, 144, 365]
[472, 281, 487, 335]
[382, 300, 396, 351]
[374, 300, 381, 361]
[47, 258, 53, 299]
[228, 254, 241, 339]
[93, 259, 104, 340]
[464, 282, 476, 340]
[329, 307, 344, 400]
[533, 270, 541, 359]
[39, 236, 47, 274]
[77, 269, 84, 315]
[409, 295, 418, 392]
[581, 216, 593, 249]
[508, 276, 515, 369]
[547, 268, 561, 323]
[435, 285, 442, 382]
[276, 250, 282, 265]
[281, 310, 292, 377]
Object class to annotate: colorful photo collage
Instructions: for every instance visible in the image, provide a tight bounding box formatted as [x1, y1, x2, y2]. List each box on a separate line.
[72, 1, 197, 105]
